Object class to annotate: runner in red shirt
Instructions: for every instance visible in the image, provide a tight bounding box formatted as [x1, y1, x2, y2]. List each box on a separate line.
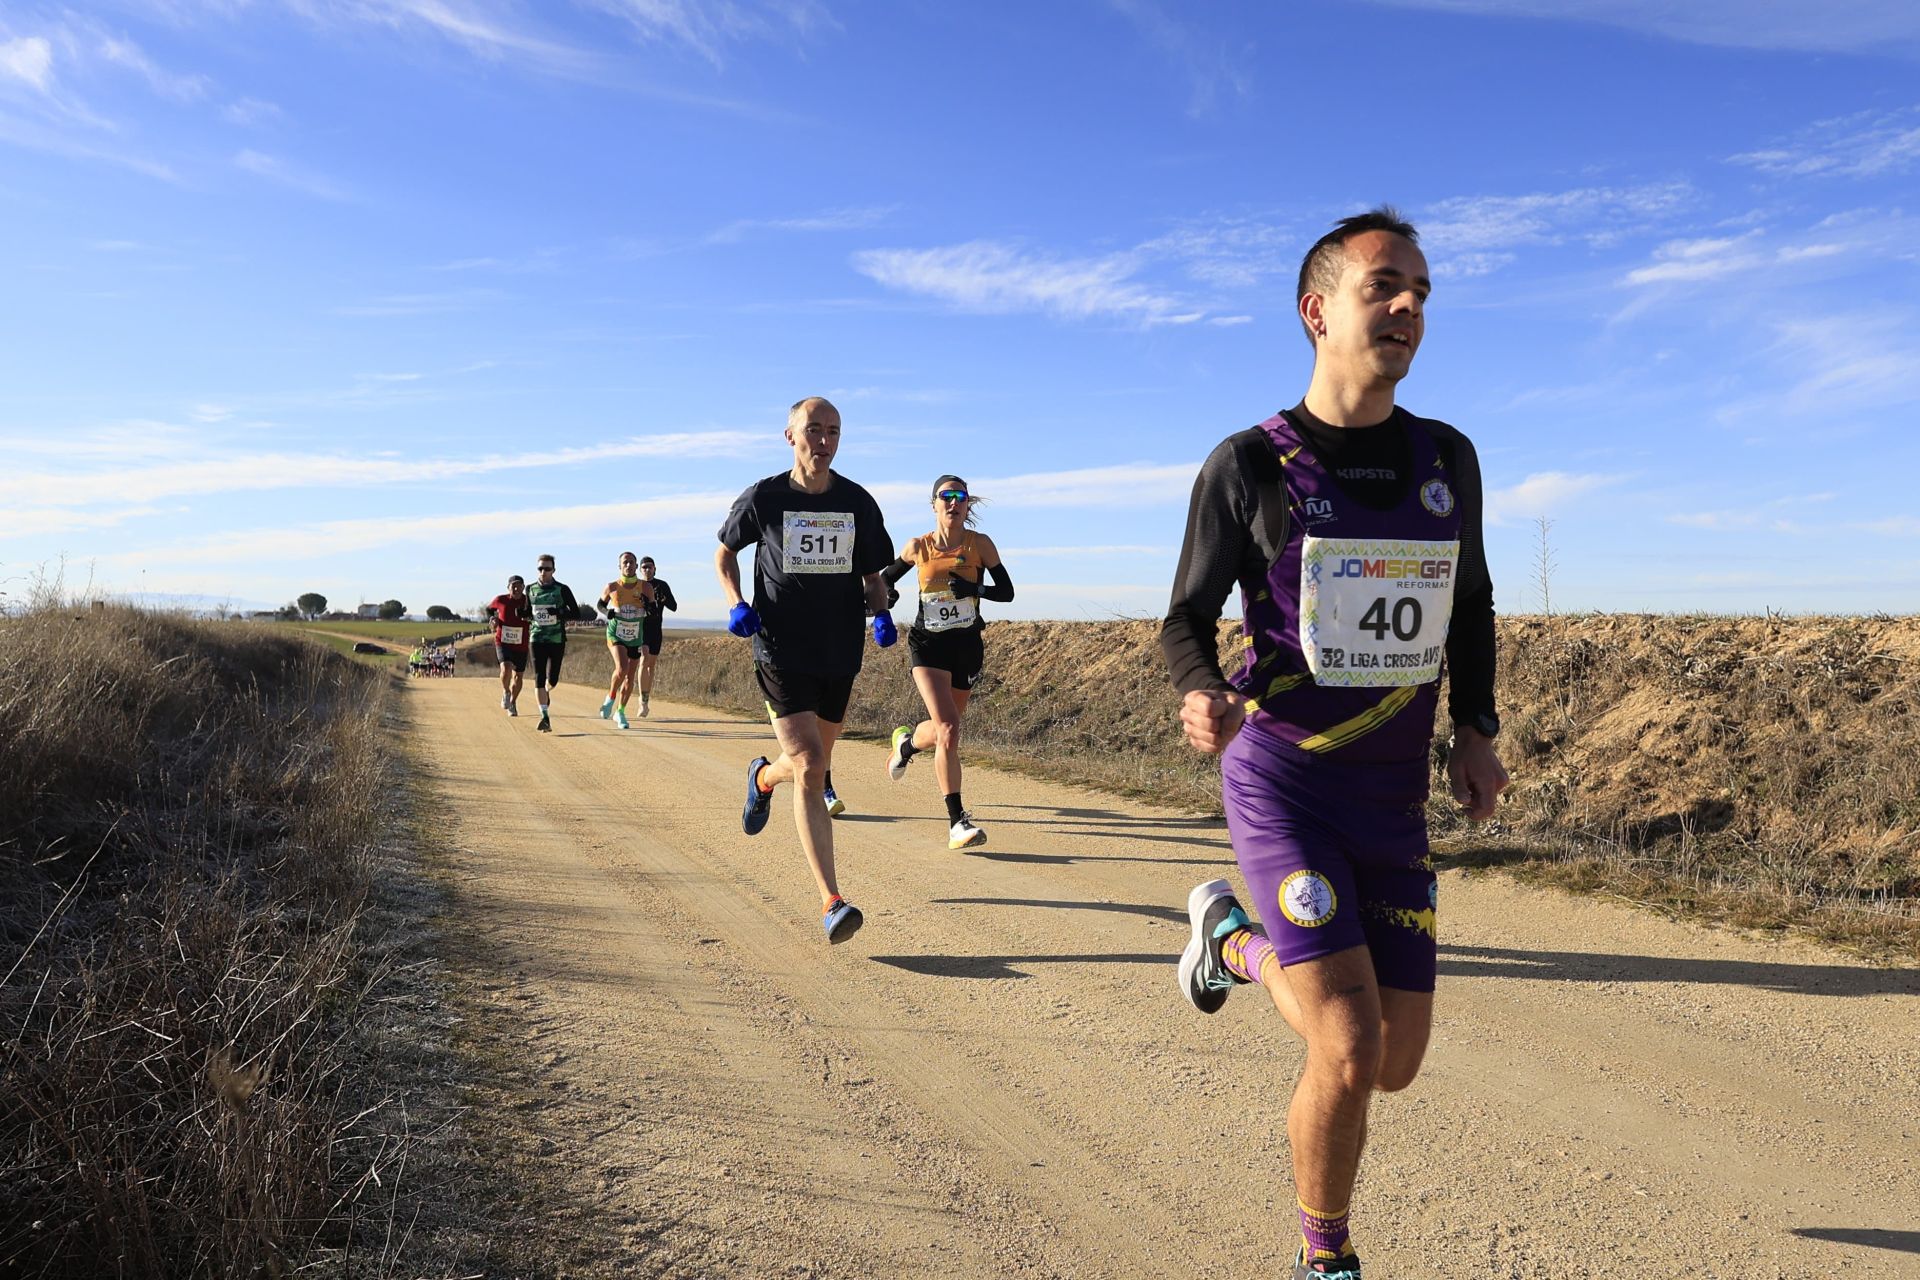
[487, 574, 534, 718]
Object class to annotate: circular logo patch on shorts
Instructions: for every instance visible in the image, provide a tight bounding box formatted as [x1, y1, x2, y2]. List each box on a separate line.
[1278, 870, 1338, 928]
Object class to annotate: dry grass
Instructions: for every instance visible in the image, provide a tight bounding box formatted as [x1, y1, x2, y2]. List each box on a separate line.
[0, 601, 426, 1275]
[555, 616, 1919, 961]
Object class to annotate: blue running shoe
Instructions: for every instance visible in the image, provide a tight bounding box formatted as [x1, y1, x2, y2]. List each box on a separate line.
[823, 896, 864, 944]
[742, 756, 773, 836]
[599, 697, 614, 720]
[1293, 1250, 1362, 1279]
[824, 785, 846, 818]
[1178, 878, 1251, 1014]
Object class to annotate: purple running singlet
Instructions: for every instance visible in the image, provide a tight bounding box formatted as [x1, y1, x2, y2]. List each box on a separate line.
[1220, 409, 1459, 988]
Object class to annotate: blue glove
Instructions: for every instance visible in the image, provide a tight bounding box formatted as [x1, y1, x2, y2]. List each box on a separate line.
[727, 602, 761, 637]
[871, 612, 897, 648]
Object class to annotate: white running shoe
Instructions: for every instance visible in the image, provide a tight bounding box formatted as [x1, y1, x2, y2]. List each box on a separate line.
[887, 726, 914, 781]
[639, 694, 651, 719]
[507, 699, 518, 717]
[948, 813, 986, 850]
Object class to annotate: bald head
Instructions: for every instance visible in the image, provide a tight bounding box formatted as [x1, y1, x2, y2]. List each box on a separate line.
[788, 396, 839, 431]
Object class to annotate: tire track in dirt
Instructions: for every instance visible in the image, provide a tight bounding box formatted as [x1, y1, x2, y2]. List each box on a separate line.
[410, 679, 1920, 1279]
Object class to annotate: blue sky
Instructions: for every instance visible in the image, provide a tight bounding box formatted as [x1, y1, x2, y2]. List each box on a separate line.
[2, 0, 1918, 620]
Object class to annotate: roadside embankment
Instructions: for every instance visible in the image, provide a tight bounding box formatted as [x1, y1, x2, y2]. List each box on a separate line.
[1, 605, 423, 1274]
[547, 615, 1920, 958]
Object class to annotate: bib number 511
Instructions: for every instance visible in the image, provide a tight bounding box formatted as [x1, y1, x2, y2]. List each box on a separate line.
[797, 533, 840, 556]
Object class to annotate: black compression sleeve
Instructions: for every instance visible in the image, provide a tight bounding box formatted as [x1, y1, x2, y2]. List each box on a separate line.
[978, 563, 1014, 603]
[879, 557, 913, 586]
[658, 582, 677, 612]
[1161, 438, 1261, 696]
[1438, 426, 1497, 725]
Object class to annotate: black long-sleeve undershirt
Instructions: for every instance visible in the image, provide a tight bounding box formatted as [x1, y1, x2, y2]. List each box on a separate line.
[1159, 404, 1497, 728]
[881, 559, 1013, 606]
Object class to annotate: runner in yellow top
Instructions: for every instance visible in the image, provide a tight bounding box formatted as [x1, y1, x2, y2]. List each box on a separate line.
[597, 551, 655, 731]
[879, 475, 1015, 849]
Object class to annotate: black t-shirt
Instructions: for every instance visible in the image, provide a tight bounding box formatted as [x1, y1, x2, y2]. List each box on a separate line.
[717, 471, 894, 676]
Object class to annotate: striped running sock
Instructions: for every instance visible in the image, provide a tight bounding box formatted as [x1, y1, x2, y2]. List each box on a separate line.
[1299, 1201, 1355, 1264]
[1221, 926, 1276, 985]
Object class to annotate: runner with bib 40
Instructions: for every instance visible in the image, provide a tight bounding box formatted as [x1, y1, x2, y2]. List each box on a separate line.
[1159, 208, 1508, 1280]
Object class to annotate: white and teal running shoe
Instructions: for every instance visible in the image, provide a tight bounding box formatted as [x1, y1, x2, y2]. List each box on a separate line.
[1178, 879, 1250, 1015]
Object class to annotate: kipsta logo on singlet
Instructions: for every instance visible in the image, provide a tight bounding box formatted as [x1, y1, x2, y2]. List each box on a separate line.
[1420, 479, 1454, 517]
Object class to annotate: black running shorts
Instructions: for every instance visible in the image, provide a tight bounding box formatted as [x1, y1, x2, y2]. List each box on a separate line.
[495, 644, 529, 673]
[756, 664, 856, 724]
[908, 625, 984, 691]
[641, 617, 664, 657]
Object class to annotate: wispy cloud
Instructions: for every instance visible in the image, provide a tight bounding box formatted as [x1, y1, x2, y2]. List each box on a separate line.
[222, 96, 283, 126]
[0, 36, 54, 92]
[869, 461, 1199, 510]
[1103, 0, 1251, 116]
[1419, 182, 1693, 271]
[114, 490, 741, 564]
[332, 288, 503, 316]
[1863, 516, 1920, 536]
[0, 110, 177, 178]
[1619, 210, 1908, 290]
[706, 204, 896, 246]
[2, 432, 767, 509]
[1, 504, 173, 539]
[853, 241, 1203, 325]
[1484, 470, 1623, 525]
[234, 147, 349, 200]
[307, 0, 604, 77]
[1139, 215, 1298, 289]
[1012, 544, 1171, 557]
[1356, 0, 1920, 56]
[94, 27, 209, 101]
[1730, 107, 1920, 179]
[587, 0, 835, 68]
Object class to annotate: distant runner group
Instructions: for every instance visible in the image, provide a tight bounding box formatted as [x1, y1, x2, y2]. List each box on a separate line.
[460, 207, 1509, 1280]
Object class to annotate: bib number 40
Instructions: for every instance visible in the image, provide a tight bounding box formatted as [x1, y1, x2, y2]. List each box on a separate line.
[1358, 596, 1422, 642]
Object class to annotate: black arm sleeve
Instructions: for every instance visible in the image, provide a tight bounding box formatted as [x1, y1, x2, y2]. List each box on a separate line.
[1160, 438, 1263, 696]
[978, 562, 1014, 603]
[1437, 426, 1497, 726]
[879, 557, 913, 586]
[560, 585, 581, 627]
[657, 581, 677, 613]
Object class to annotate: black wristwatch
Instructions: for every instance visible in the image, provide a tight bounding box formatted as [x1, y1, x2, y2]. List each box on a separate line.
[1455, 712, 1500, 740]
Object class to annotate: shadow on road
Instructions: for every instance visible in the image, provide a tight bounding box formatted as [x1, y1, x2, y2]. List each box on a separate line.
[965, 848, 1225, 868]
[1438, 944, 1920, 997]
[932, 896, 1187, 925]
[1790, 1227, 1920, 1255]
[868, 952, 1173, 980]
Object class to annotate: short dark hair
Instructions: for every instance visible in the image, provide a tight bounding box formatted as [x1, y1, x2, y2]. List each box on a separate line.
[1296, 206, 1419, 345]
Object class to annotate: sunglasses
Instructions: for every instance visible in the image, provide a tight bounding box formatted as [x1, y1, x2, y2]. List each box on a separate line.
[937, 489, 970, 502]
[536, 565, 555, 572]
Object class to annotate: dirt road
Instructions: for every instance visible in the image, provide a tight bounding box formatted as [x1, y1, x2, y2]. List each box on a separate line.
[408, 678, 1920, 1279]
